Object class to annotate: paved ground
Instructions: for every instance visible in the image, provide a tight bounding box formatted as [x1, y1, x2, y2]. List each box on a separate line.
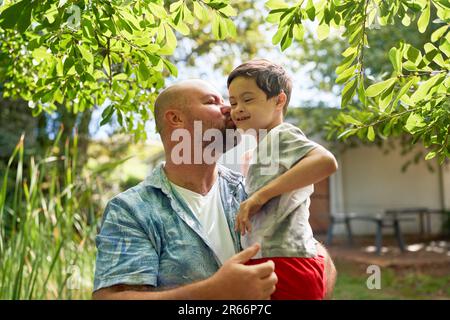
[317, 234, 450, 272]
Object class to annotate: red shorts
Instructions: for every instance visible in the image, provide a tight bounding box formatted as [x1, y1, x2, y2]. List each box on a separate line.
[246, 256, 326, 300]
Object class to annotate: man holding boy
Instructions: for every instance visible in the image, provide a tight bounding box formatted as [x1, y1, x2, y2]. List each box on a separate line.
[92, 78, 336, 299]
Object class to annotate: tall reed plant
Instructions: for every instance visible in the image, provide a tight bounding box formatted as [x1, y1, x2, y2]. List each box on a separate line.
[0, 129, 99, 299]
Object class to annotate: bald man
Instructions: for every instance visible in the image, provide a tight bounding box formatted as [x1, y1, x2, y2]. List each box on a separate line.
[92, 80, 336, 299]
[93, 80, 278, 299]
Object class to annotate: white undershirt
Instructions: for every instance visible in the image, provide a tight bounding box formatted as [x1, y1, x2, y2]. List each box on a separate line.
[170, 179, 236, 265]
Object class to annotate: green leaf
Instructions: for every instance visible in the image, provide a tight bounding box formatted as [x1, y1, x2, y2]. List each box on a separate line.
[280, 27, 293, 51]
[102, 55, 110, 77]
[336, 54, 357, 74]
[405, 113, 425, 133]
[337, 128, 357, 140]
[401, 14, 411, 27]
[392, 79, 414, 109]
[410, 73, 445, 102]
[335, 65, 356, 84]
[193, 1, 208, 21]
[425, 151, 436, 160]
[212, 14, 221, 39]
[341, 77, 357, 106]
[78, 45, 94, 64]
[293, 24, 304, 41]
[32, 47, 52, 62]
[431, 25, 448, 42]
[340, 113, 363, 126]
[170, 1, 183, 13]
[0, 0, 27, 29]
[405, 46, 422, 65]
[148, 3, 167, 19]
[265, 0, 289, 10]
[138, 62, 151, 81]
[317, 24, 330, 41]
[272, 27, 285, 45]
[389, 47, 402, 73]
[305, 0, 316, 21]
[439, 39, 450, 58]
[18, 2, 34, 33]
[341, 46, 357, 58]
[164, 24, 177, 49]
[379, 85, 394, 112]
[366, 78, 396, 97]
[417, 3, 430, 33]
[100, 105, 115, 126]
[219, 5, 237, 17]
[367, 126, 375, 141]
[163, 59, 178, 77]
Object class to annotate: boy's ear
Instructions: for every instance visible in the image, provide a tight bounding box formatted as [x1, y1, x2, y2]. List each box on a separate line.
[275, 91, 287, 110]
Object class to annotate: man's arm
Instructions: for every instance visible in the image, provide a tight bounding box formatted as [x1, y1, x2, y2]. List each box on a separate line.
[236, 145, 338, 234]
[93, 243, 278, 300]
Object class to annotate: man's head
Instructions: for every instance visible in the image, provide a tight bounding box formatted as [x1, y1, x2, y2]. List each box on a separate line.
[154, 79, 237, 163]
[154, 79, 233, 135]
[227, 59, 292, 131]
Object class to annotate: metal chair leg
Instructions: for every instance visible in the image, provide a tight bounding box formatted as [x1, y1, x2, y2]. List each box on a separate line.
[326, 217, 335, 246]
[345, 217, 354, 246]
[375, 220, 383, 255]
[394, 220, 406, 252]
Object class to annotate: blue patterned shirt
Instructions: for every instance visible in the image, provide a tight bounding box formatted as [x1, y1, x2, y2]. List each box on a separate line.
[93, 163, 246, 292]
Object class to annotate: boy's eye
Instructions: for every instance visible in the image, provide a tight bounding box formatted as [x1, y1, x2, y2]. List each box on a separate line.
[244, 98, 253, 103]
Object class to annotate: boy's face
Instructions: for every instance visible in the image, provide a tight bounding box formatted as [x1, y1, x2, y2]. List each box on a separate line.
[228, 76, 283, 132]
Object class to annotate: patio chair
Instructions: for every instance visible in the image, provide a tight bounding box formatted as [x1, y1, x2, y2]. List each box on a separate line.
[326, 212, 414, 255]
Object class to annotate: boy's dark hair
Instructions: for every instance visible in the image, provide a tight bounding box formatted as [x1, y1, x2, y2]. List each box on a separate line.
[227, 59, 292, 115]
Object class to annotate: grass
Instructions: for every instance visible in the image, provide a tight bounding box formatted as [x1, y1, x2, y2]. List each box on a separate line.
[0, 131, 98, 299]
[332, 259, 450, 300]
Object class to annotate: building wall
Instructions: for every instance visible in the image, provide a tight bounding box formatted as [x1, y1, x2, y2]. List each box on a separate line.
[331, 143, 449, 236]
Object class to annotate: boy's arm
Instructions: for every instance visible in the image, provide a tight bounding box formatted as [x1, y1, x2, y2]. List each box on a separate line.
[256, 145, 338, 204]
[235, 145, 337, 235]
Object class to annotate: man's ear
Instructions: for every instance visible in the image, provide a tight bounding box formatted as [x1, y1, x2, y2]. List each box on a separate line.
[275, 91, 287, 111]
[164, 109, 184, 129]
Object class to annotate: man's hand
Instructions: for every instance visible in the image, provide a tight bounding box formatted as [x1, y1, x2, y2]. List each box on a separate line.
[92, 243, 277, 300]
[235, 193, 266, 235]
[208, 243, 277, 300]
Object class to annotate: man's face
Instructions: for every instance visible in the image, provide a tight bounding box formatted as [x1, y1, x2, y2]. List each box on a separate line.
[228, 77, 279, 132]
[178, 81, 239, 155]
[183, 82, 234, 134]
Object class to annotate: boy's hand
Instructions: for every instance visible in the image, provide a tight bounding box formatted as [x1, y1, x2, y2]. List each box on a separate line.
[235, 192, 266, 235]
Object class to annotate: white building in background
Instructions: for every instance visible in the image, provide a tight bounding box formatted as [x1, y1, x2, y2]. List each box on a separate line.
[329, 142, 450, 236]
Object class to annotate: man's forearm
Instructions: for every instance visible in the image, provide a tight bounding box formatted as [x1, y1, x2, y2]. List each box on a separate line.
[93, 278, 220, 300]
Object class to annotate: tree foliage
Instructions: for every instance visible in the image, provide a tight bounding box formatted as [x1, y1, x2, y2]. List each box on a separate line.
[0, 0, 237, 140]
[265, 0, 449, 163]
[1, 0, 449, 161]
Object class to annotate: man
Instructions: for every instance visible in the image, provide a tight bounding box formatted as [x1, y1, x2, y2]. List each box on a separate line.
[92, 79, 336, 299]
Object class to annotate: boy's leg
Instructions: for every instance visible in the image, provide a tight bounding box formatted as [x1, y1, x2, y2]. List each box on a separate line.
[316, 242, 337, 299]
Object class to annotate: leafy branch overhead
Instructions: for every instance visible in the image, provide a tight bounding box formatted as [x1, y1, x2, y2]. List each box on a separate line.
[265, 0, 449, 163]
[0, 0, 449, 162]
[0, 0, 237, 140]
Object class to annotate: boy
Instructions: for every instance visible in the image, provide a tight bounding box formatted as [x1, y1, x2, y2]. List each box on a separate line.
[227, 59, 338, 299]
